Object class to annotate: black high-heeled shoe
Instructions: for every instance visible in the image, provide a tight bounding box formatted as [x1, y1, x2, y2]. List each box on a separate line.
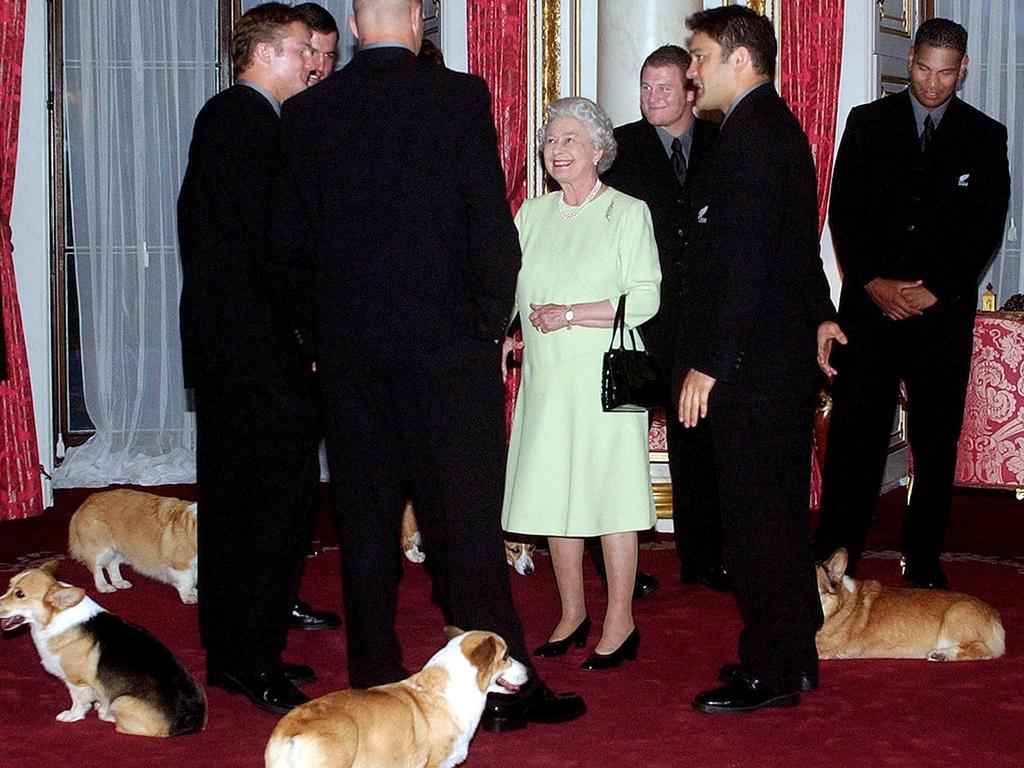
[580, 626, 640, 670]
[533, 616, 591, 658]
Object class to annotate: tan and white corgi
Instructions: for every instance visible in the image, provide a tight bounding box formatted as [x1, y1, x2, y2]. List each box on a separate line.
[816, 549, 1006, 661]
[69, 489, 198, 603]
[265, 628, 528, 768]
[0, 561, 207, 737]
[400, 501, 536, 575]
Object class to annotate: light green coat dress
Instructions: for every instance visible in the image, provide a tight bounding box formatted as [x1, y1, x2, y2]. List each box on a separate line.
[501, 187, 661, 537]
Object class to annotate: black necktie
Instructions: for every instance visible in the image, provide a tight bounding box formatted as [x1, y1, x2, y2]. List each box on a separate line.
[921, 114, 935, 153]
[671, 137, 687, 187]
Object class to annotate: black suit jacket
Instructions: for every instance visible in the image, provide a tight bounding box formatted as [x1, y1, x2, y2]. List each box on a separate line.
[274, 47, 521, 374]
[603, 117, 717, 364]
[675, 84, 834, 397]
[830, 89, 1010, 321]
[177, 84, 307, 386]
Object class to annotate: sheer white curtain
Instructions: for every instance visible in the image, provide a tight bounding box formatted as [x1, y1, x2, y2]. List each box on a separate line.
[936, 0, 1022, 302]
[52, 1, 217, 487]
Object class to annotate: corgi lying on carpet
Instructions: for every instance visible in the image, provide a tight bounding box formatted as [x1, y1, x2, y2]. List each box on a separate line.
[69, 489, 198, 603]
[816, 549, 1005, 661]
[265, 628, 528, 768]
[400, 501, 536, 575]
[0, 560, 207, 736]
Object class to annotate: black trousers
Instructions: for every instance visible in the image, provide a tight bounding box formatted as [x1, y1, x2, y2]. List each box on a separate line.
[708, 383, 822, 681]
[667, 398, 723, 574]
[320, 342, 531, 688]
[194, 370, 320, 674]
[815, 303, 975, 572]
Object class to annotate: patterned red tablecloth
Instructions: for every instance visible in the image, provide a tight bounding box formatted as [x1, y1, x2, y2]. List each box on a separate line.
[955, 312, 1024, 490]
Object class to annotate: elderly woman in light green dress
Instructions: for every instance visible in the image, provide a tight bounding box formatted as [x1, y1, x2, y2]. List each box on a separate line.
[501, 97, 660, 670]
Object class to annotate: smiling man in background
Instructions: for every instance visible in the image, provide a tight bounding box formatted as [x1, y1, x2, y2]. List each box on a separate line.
[602, 45, 725, 598]
[294, 3, 339, 85]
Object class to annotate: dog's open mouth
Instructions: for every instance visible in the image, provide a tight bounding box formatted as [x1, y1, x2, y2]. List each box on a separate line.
[0, 615, 26, 631]
[495, 676, 522, 694]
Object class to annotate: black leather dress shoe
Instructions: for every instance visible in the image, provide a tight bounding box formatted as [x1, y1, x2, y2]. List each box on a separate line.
[481, 681, 586, 732]
[207, 668, 310, 715]
[634, 571, 659, 599]
[290, 600, 341, 631]
[533, 616, 591, 657]
[717, 663, 818, 692]
[680, 565, 733, 592]
[281, 661, 316, 685]
[901, 558, 948, 589]
[581, 627, 639, 671]
[692, 677, 800, 714]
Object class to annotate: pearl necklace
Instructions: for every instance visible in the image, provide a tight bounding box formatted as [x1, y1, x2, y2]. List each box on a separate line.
[558, 178, 603, 221]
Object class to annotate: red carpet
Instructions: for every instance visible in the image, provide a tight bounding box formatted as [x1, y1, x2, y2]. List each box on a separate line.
[1, 487, 1021, 768]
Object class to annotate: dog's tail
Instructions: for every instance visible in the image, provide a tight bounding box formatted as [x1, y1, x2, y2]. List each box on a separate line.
[266, 733, 334, 768]
[984, 614, 1006, 659]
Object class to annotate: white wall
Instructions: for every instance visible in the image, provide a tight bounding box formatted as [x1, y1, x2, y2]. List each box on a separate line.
[10, 0, 52, 507]
[819, 1, 876, 308]
[440, 0, 467, 72]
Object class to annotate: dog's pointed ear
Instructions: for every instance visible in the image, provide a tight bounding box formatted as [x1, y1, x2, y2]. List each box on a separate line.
[40, 559, 61, 576]
[825, 549, 848, 584]
[45, 584, 86, 611]
[443, 625, 464, 641]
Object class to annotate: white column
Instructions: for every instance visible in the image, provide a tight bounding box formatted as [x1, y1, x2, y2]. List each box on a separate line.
[596, 0, 703, 126]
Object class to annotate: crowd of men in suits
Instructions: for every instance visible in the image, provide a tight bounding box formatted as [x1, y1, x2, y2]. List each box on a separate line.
[177, 0, 1009, 721]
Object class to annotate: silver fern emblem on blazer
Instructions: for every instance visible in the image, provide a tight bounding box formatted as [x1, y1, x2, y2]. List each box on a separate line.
[958, 173, 970, 187]
[697, 205, 709, 224]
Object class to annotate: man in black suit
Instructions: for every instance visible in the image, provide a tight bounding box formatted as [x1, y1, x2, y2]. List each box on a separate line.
[676, 6, 839, 714]
[814, 19, 1010, 589]
[602, 44, 728, 593]
[275, 0, 584, 732]
[178, 4, 321, 715]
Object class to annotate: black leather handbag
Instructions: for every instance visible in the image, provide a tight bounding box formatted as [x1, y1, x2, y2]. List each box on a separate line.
[601, 294, 662, 412]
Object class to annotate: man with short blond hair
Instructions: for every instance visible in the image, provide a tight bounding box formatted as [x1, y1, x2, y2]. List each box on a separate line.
[178, 2, 318, 716]
[603, 45, 724, 596]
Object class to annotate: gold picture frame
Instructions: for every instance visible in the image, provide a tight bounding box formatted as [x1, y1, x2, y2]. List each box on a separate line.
[881, 73, 910, 97]
[878, 0, 913, 39]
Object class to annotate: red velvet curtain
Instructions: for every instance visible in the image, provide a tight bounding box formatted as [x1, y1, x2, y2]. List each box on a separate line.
[0, 0, 43, 520]
[466, 0, 528, 214]
[466, 0, 528, 435]
[778, 0, 845, 509]
[779, 0, 845, 236]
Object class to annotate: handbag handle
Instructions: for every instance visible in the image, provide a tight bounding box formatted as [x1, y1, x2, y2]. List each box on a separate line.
[609, 294, 640, 352]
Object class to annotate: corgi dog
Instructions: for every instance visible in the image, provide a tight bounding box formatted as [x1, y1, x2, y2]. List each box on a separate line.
[0, 561, 207, 737]
[504, 540, 536, 576]
[400, 500, 426, 564]
[69, 489, 198, 603]
[400, 502, 536, 575]
[816, 549, 1006, 661]
[265, 628, 528, 768]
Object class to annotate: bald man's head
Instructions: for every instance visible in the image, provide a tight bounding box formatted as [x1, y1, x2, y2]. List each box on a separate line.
[350, 0, 423, 51]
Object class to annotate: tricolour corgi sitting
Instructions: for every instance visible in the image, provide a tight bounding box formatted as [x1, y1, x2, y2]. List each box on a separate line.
[816, 549, 1005, 661]
[69, 489, 198, 603]
[265, 628, 528, 768]
[0, 560, 207, 737]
